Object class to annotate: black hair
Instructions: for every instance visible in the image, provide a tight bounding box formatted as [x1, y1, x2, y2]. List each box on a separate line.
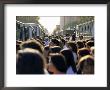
[77, 40, 84, 49]
[50, 53, 67, 73]
[86, 41, 94, 48]
[67, 41, 77, 53]
[60, 49, 77, 73]
[16, 48, 45, 74]
[51, 38, 60, 46]
[50, 46, 61, 53]
[78, 48, 90, 57]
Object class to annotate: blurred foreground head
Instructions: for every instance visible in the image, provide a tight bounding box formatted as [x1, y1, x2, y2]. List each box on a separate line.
[16, 48, 46, 74]
[77, 55, 94, 74]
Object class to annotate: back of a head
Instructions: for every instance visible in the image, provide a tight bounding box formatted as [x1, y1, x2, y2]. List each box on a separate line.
[51, 38, 60, 46]
[77, 55, 94, 74]
[67, 41, 77, 53]
[72, 34, 76, 41]
[86, 41, 94, 48]
[16, 48, 45, 74]
[50, 46, 61, 53]
[20, 40, 43, 54]
[77, 40, 84, 49]
[49, 53, 67, 73]
[61, 38, 66, 45]
[16, 40, 22, 45]
[60, 49, 77, 73]
[78, 48, 90, 57]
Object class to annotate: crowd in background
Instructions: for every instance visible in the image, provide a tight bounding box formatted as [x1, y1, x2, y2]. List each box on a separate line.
[16, 34, 94, 74]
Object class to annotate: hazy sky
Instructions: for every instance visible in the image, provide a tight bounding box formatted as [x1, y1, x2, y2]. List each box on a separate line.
[39, 16, 60, 35]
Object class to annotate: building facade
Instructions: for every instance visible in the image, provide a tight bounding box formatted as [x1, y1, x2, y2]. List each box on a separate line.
[60, 16, 80, 30]
[60, 16, 94, 37]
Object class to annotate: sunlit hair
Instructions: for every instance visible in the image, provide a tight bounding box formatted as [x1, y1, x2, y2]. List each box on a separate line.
[77, 55, 94, 74]
[50, 46, 61, 53]
[20, 40, 43, 54]
[86, 41, 94, 48]
[78, 48, 90, 57]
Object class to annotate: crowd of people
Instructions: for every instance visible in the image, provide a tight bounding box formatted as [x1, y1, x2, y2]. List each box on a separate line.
[16, 34, 94, 74]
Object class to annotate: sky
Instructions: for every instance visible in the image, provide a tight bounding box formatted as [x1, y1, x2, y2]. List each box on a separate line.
[39, 16, 60, 35]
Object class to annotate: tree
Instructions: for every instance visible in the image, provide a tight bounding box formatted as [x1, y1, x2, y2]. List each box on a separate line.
[79, 16, 94, 24]
[16, 16, 40, 23]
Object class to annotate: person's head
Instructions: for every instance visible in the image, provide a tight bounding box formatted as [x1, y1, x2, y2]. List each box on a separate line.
[49, 38, 60, 46]
[77, 40, 84, 49]
[86, 41, 94, 49]
[67, 41, 77, 54]
[79, 35, 83, 40]
[60, 49, 77, 73]
[82, 40, 86, 47]
[20, 40, 43, 54]
[61, 38, 66, 46]
[48, 53, 67, 74]
[90, 37, 94, 41]
[77, 48, 90, 63]
[72, 34, 76, 41]
[77, 55, 94, 74]
[16, 48, 46, 74]
[36, 38, 44, 46]
[50, 46, 61, 53]
[16, 40, 22, 45]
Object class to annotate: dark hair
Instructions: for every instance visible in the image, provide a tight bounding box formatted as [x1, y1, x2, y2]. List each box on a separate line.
[60, 49, 77, 73]
[77, 55, 94, 74]
[67, 41, 77, 53]
[61, 38, 66, 45]
[16, 48, 45, 74]
[82, 40, 86, 47]
[49, 53, 67, 73]
[78, 48, 90, 57]
[16, 44, 20, 53]
[51, 38, 60, 46]
[50, 46, 61, 53]
[72, 34, 76, 41]
[16, 40, 22, 44]
[86, 41, 94, 48]
[77, 40, 84, 49]
[79, 35, 83, 40]
[20, 40, 43, 54]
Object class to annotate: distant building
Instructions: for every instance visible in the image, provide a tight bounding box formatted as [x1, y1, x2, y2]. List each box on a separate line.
[60, 16, 94, 37]
[60, 16, 80, 30]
